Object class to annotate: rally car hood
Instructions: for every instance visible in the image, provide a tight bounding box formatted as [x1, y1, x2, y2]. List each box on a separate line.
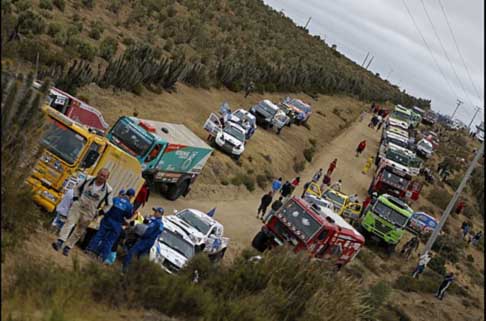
[150, 238, 189, 270]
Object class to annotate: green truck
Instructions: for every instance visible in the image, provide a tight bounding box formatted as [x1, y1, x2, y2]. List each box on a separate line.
[106, 116, 213, 200]
[359, 194, 413, 252]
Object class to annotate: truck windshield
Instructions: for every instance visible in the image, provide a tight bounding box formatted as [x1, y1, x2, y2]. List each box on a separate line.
[257, 102, 277, 117]
[224, 125, 245, 142]
[110, 120, 154, 157]
[176, 210, 211, 235]
[373, 201, 409, 227]
[323, 191, 345, 206]
[382, 169, 409, 190]
[159, 229, 195, 259]
[387, 137, 408, 149]
[391, 111, 410, 122]
[385, 150, 411, 166]
[279, 201, 321, 241]
[41, 117, 87, 165]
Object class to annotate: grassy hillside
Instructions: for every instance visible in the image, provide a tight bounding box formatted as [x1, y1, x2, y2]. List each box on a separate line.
[2, 0, 430, 108]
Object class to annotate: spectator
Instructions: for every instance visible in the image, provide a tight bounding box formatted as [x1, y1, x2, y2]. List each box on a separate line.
[355, 140, 367, 157]
[263, 197, 284, 222]
[412, 252, 432, 278]
[257, 191, 273, 219]
[472, 231, 482, 247]
[280, 181, 293, 199]
[327, 159, 338, 176]
[290, 176, 300, 195]
[329, 179, 342, 192]
[133, 182, 150, 212]
[435, 273, 455, 300]
[312, 169, 323, 182]
[322, 174, 331, 186]
[272, 177, 283, 195]
[455, 200, 465, 215]
[400, 236, 419, 260]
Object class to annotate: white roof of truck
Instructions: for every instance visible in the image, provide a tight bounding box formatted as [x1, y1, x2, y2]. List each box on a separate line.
[135, 118, 211, 149]
[314, 206, 363, 238]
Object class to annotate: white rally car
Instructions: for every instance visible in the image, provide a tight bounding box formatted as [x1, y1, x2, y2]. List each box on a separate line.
[167, 208, 229, 261]
[204, 113, 246, 159]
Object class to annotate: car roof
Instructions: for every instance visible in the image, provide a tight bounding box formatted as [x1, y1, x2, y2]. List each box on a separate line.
[178, 208, 221, 227]
[261, 99, 279, 110]
[225, 121, 246, 133]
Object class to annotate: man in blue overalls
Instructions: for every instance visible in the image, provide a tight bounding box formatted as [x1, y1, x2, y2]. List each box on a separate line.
[122, 207, 164, 272]
[86, 188, 136, 263]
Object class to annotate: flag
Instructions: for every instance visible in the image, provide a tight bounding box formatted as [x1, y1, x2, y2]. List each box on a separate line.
[207, 207, 216, 217]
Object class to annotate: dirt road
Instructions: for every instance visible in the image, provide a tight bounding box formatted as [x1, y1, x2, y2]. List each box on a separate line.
[144, 114, 381, 256]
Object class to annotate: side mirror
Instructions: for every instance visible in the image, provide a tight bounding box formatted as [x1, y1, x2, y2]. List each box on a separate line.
[81, 150, 99, 168]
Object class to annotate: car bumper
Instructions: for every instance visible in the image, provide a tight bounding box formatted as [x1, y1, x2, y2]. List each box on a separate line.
[26, 177, 58, 213]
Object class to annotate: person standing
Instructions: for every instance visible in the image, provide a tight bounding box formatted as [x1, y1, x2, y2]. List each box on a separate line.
[133, 182, 150, 212]
[123, 207, 164, 272]
[376, 117, 385, 131]
[412, 252, 432, 278]
[359, 110, 366, 122]
[272, 177, 283, 195]
[401, 236, 419, 260]
[362, 156, 374, 174]
[86, 188, 136, 263]
[327, 159, 338, 176]
[312, 169, 323, 182]
[368, 115, 377, 128]
[472, 231, 482, 246]
[435, 273, 455, 300]
[280, 181, 292, 199]
[52, 169, 113, 256]
[263, 197, 284, 223]
[257, 191, 273, 219]
[329, 179, 342, 192]
[349, 194, 359, 203]
[322, 174, 331, 187]
[370, 102, 376, 113]
[301, 181, 311, 198]
[355, 140, 367, 157]
[455, 200, 465, 215]
[290, 176, 300, 195]
[461, 222, 470, 240]
[51, 188, 75, 233]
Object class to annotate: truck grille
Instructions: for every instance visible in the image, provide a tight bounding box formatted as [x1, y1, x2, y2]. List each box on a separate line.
[162, 259, 180, 273]
[374, 220, 392, 234]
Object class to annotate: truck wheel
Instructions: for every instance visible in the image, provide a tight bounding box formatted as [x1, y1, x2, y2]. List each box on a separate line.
[252, 231, 269, 252]
[166, 180, 189, 201]
[385, 243, 396, 255]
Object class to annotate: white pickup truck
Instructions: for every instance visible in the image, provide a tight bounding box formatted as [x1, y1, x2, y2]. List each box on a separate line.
[204, 113, 246, 159]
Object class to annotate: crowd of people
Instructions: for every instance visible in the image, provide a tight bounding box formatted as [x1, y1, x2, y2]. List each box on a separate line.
[50, 168, 162, 272]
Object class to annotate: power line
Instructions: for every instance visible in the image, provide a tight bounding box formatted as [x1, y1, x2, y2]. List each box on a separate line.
[401, 0, 459, 98]
[437, 0, 483, 102]
[419, 0, 473, 106]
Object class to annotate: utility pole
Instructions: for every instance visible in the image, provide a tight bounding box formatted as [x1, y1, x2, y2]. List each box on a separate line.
[304, 16, 312, 30]
[422, 143, 484, 256]
[365, 56, 374, 69]
[467, 106, 481, 130]
[450, 99, 463, 120]
[362, 52, 370, 67]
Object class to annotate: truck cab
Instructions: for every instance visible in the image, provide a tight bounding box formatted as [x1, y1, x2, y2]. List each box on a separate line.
[249, 100, 289, 133]
[379, 148, 422, 176]
[27, 106, 144, 212]
[416, 138, 434, 159]
[377, 132, 413, 165]
[360, 194, 413, 252]
[368, 164, 421, 201]
[387, 105, 412, 130]
[106, 116, 213, 200]
[252, 197, 365, 267]
[280, 97, 312, 125]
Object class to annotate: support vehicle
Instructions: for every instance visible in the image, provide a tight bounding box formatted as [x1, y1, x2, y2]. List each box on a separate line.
[416, 138, 434, 159]
[407, 212, 438, 237]
[27, 106, 144, 213]
[280, 97, 312, 124]
[368, 164, 422, 201]
[359, 194, 414, 252]
[249, 100, 289, 134]
[251, 197, 365, 267]
[422, 111, 438, 125]
[376, 132, 413, 165]
[387, 106, 412, 130]
[106, 117, 213, 200]
[34, 82, 109, 132]
[204, 113, 246, 159]
[303, 184, 362, 219]
[379, 148, 422, 176]
[382, 126, 409, 141]
[229, 109, 257, 139]
[167, 208, 229, 261]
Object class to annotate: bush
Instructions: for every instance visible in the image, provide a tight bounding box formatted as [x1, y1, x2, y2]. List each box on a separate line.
[99, 36, 118, 60]
[17, 10, 46, 35]
[88, 21, 104, 40]
[82, 0, 95, 9]
[256, 174, 267, 189]
[303, 146, 315, 162]
[47, 22, 62, 36]
[53, 0, 65, 11]
[308, 138, 317, 146]
[76, 40, 97, 61]
[293, 160, 305, 173]
[432, 234, 464, 263]
[393, 271, 441, 293]
[363, 281, 391, 321]
[427, 187, 451, 210]
[230, 173, 255, 191]
[39, 0, 53, 10]
[428, 255, 446, 275]
[466, 254, 474, 262]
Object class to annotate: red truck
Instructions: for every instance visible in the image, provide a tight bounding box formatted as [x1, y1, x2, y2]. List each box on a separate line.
[368, 164, 422, 201]
[34, 81, 109, 132]
[252, 197, 365, 267]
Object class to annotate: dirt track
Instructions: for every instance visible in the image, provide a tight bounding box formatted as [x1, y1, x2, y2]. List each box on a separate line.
[143, 113, 380, 257]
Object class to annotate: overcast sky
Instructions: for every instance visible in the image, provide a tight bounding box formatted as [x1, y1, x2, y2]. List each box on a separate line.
[263, 0, 484, 127]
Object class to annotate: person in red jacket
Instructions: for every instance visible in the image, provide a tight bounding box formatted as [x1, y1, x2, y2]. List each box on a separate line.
[133, 182, 150, 212]
[327, 158, 338, 176]
[455, 200, 465, 215]
[355, 140, 367, 157]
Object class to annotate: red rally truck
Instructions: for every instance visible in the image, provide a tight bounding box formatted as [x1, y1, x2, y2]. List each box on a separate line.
[252, 197, 365, 267]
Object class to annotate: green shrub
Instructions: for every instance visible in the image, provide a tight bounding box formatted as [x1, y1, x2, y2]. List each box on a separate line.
[17, 10, 46, 35]
[427, 187, 451, 210]
[14, 0, 32, 11]
[432, 234, 464, 263]
[122, 36, 135, 47]
[303, 146, 315, 162]
[82, 0, 94, 9]
[88, 21, 104, 40]
[220, 179, 229, 186]
[256, 174, 267, 189]
[47, 22, 62, 37]
[293, 160, 305, 173]
[466, 254, 474, 262]
[393, 271, 441, 293]
[230, 174, 255, 191]
[363, 281, 391, 321]
[39, 0, 53, 10]
[308, 138, 317, 146]
[99, 36, 118, 60]
[53, 0, 65, 11]
[132, 83, 144, 95]
[357, 248, 378, 272]
[428, 255, 446, 275]
[107, 0, 122, 13]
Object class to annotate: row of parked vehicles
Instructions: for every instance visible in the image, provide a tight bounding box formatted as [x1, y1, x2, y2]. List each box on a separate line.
[28, 83, 229, 272]
[203, 98, 313, 159]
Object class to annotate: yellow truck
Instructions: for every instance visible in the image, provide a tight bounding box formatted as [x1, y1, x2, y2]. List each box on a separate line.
[27, 105, 144, 213]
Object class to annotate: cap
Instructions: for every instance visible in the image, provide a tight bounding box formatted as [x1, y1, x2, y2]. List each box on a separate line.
[152, 207, 165, 214]
[126, 188, 136, 196]
[119, 189, 126, 196]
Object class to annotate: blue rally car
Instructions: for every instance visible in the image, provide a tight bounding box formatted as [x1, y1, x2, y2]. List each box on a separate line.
[408, 212, 438, 236]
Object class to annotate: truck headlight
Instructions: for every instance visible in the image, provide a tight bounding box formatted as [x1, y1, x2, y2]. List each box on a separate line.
[41, 190, 57, 202]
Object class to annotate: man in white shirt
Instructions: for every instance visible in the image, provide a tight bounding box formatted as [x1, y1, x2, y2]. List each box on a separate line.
[412, 252, 432, 278]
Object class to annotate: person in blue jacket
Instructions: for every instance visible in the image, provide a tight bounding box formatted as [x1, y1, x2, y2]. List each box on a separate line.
[86, 188, 136, 262]
[122, 207, 164, 272]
